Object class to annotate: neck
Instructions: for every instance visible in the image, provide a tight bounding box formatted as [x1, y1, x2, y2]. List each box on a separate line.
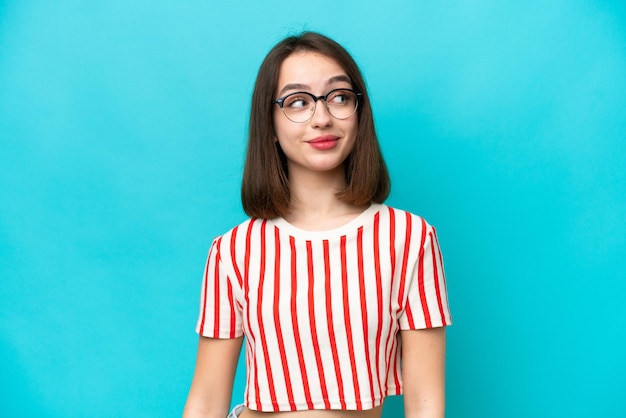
[284, 165, 368, 230]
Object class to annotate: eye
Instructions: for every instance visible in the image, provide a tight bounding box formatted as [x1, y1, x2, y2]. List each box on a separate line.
[327, 90, 353, 106]
[284, 94, 312, 109]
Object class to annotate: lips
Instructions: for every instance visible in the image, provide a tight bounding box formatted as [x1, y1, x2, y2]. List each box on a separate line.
[306, 135, 339, 150]
[307, 135, 339, 144]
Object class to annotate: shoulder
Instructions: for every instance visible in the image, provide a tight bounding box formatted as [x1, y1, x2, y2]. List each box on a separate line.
[208, 217, 269, 261]
[377, 204, 435, 231]
[211, 217, 265, 243]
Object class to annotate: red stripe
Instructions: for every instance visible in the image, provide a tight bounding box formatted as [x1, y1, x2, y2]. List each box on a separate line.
[272, 227, 296, 410]
[255, 220, 279, 410]
[430, 229, 448, 326]
[398, 212, 413, 322]
[383, 208, 397, 391]
[227, 226, 241, 339]
[357, 226, 375, 405]
[212, 237, 222, 338]
[198, 240, 217, 336]
[307, 241, 331, 409]
[405, 303, 415, 329]
[434, 230, 448, 293]
[227, 278, 235, 338]
[389, 332, 401, 392]
[372, 213, 384, 397]
[433, 229, 449, 318]
[392, 211, 412, 390]
[230, 226, 243, 288]
[290, 237, 314, 409]
[244, 337, 252, 405]
[225, 229, 237, 338]
[243, 220, 260, 408]
[389, 208, 396, 281]
[325, 239, 346, 409]
[417, 218, 432, 328]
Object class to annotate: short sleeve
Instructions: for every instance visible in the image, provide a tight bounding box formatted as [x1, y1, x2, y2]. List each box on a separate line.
[195, 236, 243, 339]
[398, 223, 452, 330]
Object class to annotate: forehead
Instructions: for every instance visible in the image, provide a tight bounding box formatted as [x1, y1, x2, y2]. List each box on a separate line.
[276, 51, 349, 91]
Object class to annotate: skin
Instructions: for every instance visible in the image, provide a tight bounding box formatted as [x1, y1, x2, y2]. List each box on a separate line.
[183, 51, 447, 418]
[183, 337, 243, 418]
[273, 51, 363, 231]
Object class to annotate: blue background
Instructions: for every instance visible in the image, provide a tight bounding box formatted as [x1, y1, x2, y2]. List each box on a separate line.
[1, 1, 625, 417]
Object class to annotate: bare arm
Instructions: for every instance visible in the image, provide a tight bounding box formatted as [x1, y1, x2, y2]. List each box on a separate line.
[183, 335, 243, 418]
[401, 327, 447, 418]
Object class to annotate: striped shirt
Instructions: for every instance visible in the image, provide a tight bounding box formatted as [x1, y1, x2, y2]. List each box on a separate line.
[196, 203, 451, 411]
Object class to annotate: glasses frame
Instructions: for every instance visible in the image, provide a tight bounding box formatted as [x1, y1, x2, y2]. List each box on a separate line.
[273, 88, 362, 123]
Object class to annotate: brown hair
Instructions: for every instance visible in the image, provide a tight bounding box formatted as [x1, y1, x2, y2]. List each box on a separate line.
[241, 32, 390, 219]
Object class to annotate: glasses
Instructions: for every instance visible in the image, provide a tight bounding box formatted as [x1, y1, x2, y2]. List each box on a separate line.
[273, 88, 361, 123]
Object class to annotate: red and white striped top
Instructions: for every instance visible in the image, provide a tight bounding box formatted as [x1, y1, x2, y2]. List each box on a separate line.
[196, 203, 451, 412]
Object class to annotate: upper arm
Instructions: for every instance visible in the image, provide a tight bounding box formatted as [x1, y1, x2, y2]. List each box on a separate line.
[183, 335, 243, 418]
[400, 327, 447, 418]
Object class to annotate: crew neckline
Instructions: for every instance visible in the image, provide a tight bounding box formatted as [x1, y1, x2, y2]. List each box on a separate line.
[268, 203, 385, 239]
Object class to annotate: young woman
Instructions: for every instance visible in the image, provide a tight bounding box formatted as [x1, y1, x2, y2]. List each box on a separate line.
[183, 32, 452, 418]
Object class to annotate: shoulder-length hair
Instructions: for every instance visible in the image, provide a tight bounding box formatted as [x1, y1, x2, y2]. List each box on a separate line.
[241, 31, 390, 219]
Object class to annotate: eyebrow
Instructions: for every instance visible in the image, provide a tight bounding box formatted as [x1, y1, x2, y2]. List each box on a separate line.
[277, 75, 352, 97]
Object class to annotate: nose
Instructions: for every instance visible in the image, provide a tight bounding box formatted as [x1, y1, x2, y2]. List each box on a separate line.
[310, 98, 333, 127]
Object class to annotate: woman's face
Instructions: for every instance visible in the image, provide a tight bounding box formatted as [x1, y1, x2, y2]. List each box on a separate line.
[273, 51, 358, 179]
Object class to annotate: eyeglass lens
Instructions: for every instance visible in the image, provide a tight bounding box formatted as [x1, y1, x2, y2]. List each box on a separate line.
[281, 89, 358, 123]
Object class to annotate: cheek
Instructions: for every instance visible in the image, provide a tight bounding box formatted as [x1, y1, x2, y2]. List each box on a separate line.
[273, 110, 290, 140]
[273, 115, 303, 144]
[343, 118, 358, 141]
